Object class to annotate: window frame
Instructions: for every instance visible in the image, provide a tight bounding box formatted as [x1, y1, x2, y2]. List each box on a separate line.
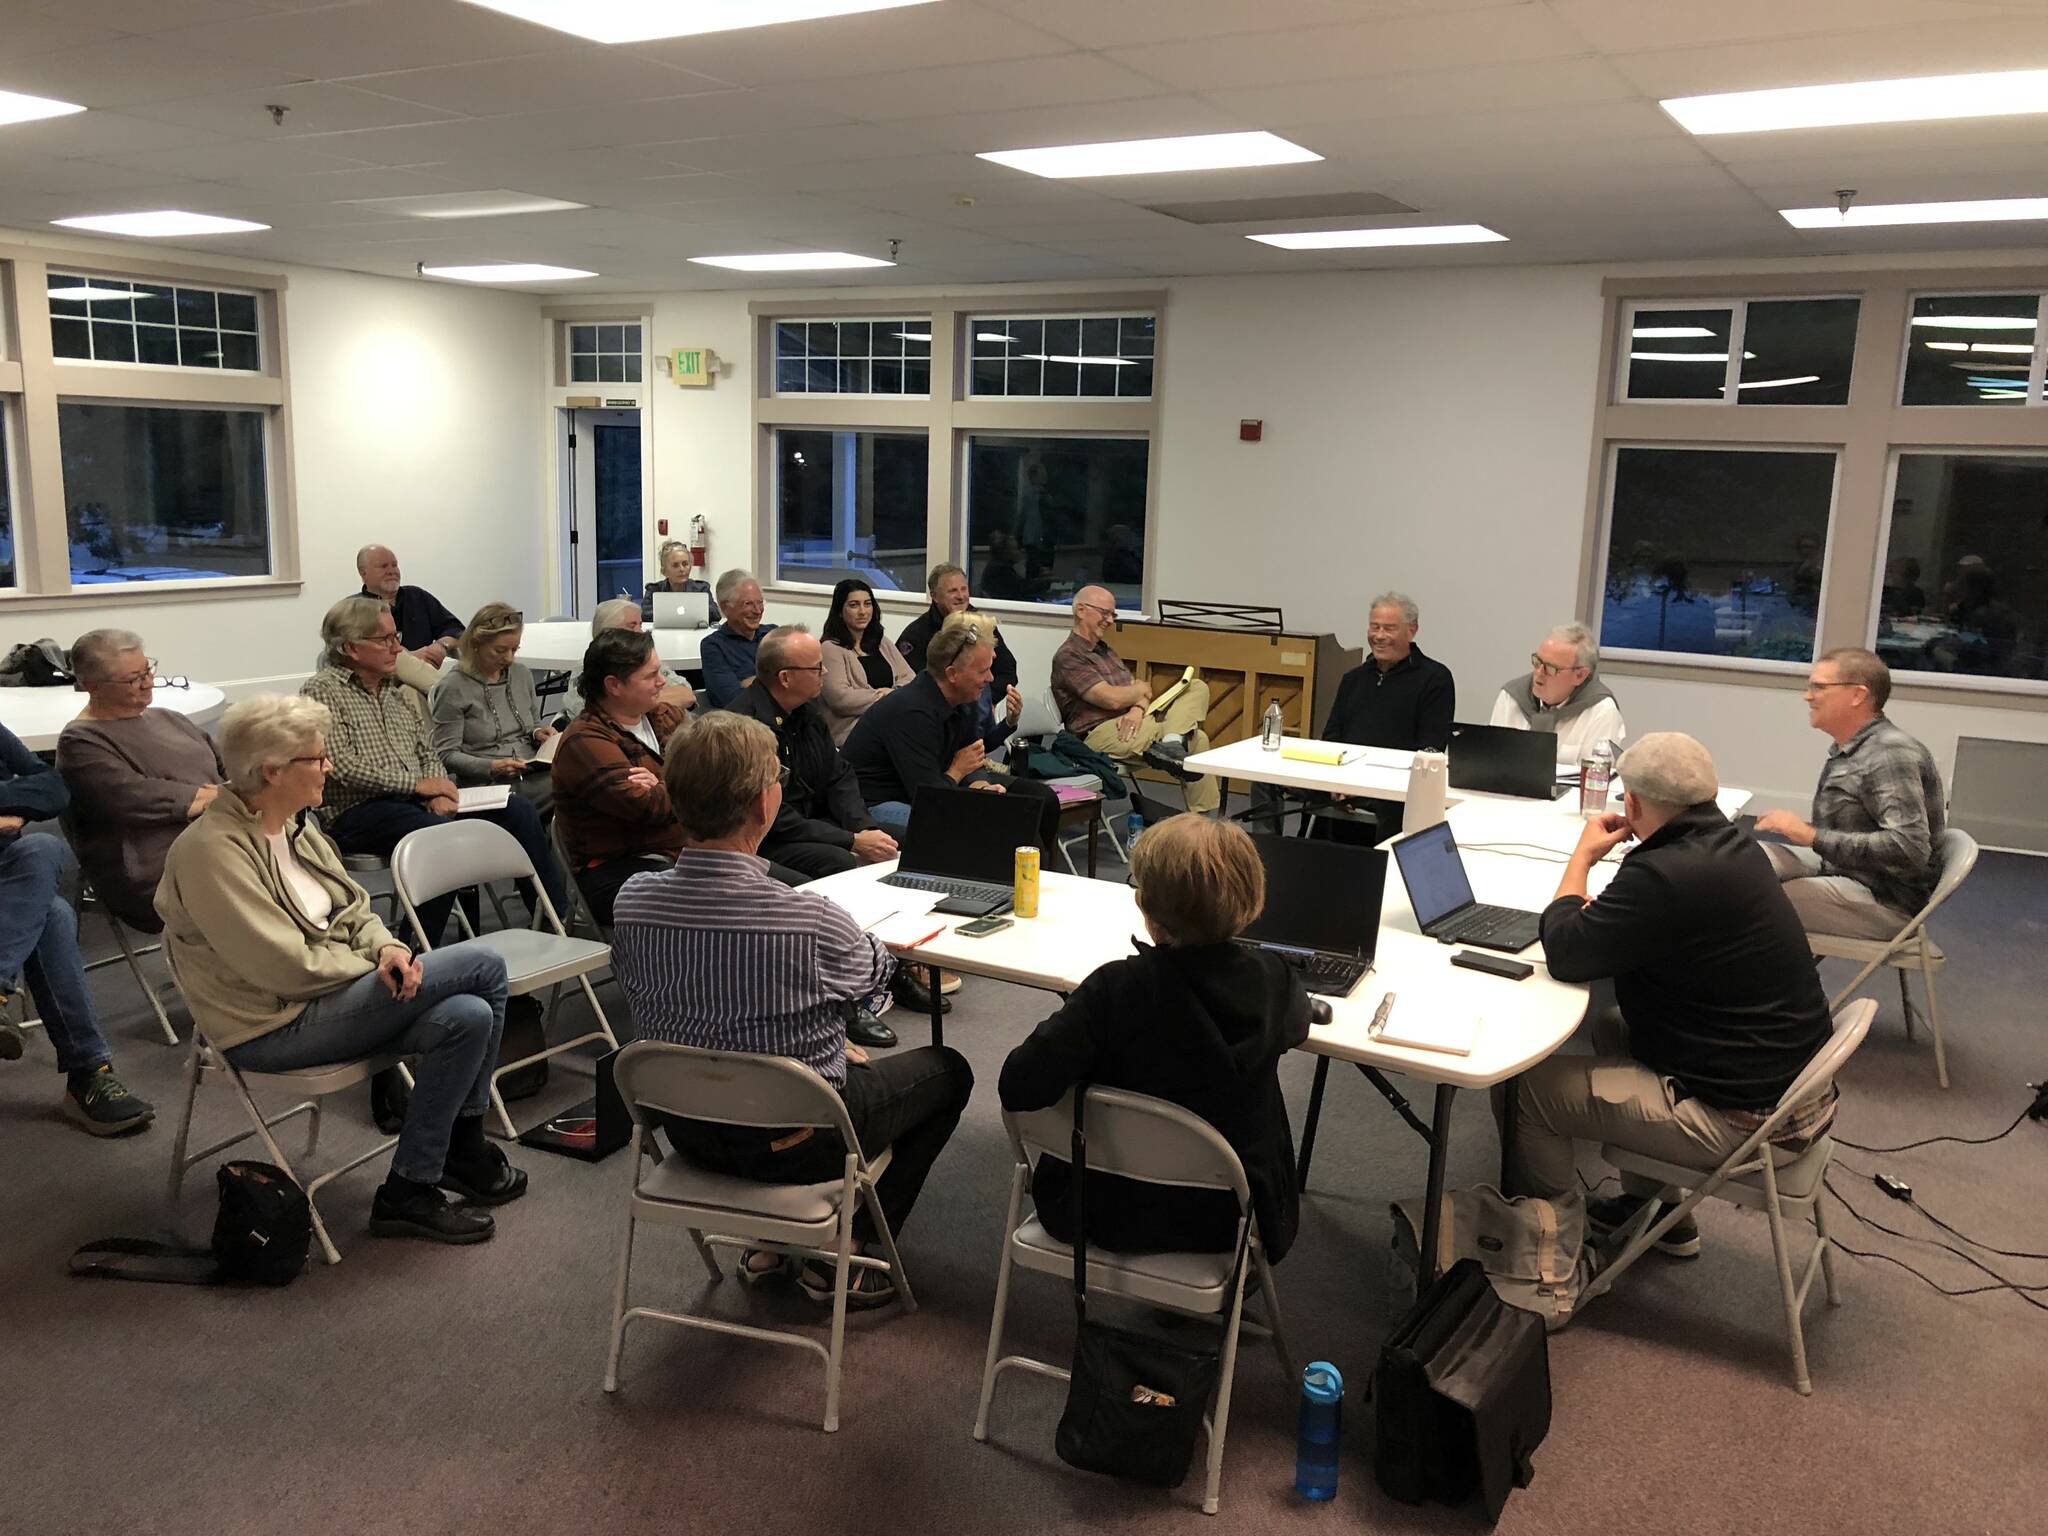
[1617, 294, 1861, 407]
[768, 423, 933, 593]
[964, 311, 1158, 401]
[46, 268, 266, 376]
[1897, 289, 2048, 408]
[0, 240, 297, 609]
[958, 427, 1153, 611]
[769, 315, 933, 400]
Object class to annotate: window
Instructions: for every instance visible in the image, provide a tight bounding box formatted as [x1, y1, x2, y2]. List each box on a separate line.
[773, 320, 929, 396]
[1878, 453, 2047, 679]
[1622, 298, 1857, 405]
[0, 407, 14, 588]
[965, 435, 1148, 608]
[59, 403, 270, 584]
[567, 323, 642, 384]
[48, 271, 260, 371]
[1900, 293, 2043, 406]
[772, 428, 928, 592]
[1599, 445, 1837, 662]
[969, 314, 1154, 398]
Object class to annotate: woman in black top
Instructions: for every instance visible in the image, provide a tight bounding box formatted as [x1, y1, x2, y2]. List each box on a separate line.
[998, 815, 1313, 1260]
[819, 576, 914, 746]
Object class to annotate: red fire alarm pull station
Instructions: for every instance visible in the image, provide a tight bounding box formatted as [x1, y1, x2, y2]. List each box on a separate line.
[657, 519, 669, 535]
[1240, 419, 1262, 442]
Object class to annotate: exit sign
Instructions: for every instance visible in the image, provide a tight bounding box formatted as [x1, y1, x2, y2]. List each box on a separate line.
[672, 347, 712, 387]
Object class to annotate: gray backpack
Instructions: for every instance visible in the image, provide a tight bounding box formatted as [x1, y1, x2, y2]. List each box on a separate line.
[1390, 1185, 1594, 1332]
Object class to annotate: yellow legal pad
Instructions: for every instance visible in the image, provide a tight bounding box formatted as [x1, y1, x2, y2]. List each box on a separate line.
[1280, 743, 1350, 765]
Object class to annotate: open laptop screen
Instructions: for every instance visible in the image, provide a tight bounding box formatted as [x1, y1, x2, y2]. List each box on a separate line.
[900, 785, 1042, 884]
[1390, 821, 1476, 928]
[1238, 834, 1387, 960]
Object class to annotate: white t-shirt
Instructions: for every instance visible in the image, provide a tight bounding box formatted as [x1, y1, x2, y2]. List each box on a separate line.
[1488, 689, 1626, 766]
[627, 716, 661, 755]
[267, 827, 334, 929]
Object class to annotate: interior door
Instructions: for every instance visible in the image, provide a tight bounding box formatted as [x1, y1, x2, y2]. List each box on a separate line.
[560, 406, 643, 617]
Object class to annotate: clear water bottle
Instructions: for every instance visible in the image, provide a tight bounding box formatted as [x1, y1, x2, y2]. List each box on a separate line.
[1126, 809, 1144, 850]
[1295, 1360, 1343, 1501]
[1261, 700, 1284, 751]
[1578, 739, 1615, 815]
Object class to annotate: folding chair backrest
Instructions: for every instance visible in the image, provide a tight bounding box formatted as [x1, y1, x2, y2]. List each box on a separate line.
[1927, 828, 1979, 912]
[391, 817, 534, 909]
[613, 1039, 858, 1144]
[1775, 999, 1876, 1120]
[1007, 1086, 1252, 1207]
[1014, 689, 1061, 741]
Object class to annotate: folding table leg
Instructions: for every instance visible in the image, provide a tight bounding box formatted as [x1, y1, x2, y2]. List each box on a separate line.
[1295, 1057, 1331, 1192]
[1416, 1085, 1457, 1285]
[927, 964, 945, 1052]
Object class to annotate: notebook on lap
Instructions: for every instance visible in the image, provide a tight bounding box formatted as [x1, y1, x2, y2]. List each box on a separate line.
[1447, 722, 1564, 800]
[1390, 820, 1544, 954]
[879, 784, 1044, 916]
[1234, 834, 1385, 997]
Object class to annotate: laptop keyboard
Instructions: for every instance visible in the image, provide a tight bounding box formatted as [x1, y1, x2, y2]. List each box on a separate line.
[1432, 904, 1540, 947]
[881, 871, 1013, 904]
[1243, 943, 1370, 997]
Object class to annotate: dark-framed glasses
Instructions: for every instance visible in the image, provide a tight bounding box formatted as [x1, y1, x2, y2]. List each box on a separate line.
[1530, 653, 1577, 679]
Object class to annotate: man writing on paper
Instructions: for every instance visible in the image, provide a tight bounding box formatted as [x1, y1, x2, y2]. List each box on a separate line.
[1489, 623, 1625, 765]
[1049, 585, 1220, 815]
[1504, 732, 1834, 1269]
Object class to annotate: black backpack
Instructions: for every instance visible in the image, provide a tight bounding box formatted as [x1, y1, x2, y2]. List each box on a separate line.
[69, 1162, 313, 1287]
[0, 638, 73, 688]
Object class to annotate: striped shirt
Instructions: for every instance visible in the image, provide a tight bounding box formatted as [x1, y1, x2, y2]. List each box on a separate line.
[1810, 716, 1945, 917]
[610, 848, 893, 1086]
[301, 666, 445, 821]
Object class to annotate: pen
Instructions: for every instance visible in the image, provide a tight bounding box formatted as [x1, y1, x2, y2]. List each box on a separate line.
[1368, 992, 1396, 1038]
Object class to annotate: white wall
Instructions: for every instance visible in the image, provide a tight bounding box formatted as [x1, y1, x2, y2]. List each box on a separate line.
[1, 240, 545, 697]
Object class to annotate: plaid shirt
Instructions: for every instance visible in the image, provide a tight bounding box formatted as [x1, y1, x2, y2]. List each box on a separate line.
[1050, 633, 1133, 734]
[1809, 716, 1945, 916]
[1727, 1083, 1839, 1151]
[301, 665, 444, 821]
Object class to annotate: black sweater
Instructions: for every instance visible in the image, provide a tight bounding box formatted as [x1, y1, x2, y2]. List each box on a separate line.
[998, 942, 1312, 1260]
[841, 671, 975, 807]
[1539, 803, 1831, 1111]
[726, 684, 874, 851]
[1325, 646, 1456, 751]
[895, 604, 1019, 695]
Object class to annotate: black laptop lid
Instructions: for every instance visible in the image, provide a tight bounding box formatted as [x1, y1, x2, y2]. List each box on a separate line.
[1447, 721, 1559, 799]
[1390, 821, 1478, 928]
[900, 784, 1042, 883]
[1238, 833, 1388, 961]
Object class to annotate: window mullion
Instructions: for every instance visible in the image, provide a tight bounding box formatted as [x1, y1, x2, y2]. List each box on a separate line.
[1723, 300, 1749, 404]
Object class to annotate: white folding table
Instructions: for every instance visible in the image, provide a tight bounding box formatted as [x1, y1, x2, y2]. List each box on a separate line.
[2, 683, 227, 753]
[517, 620, 710, 673]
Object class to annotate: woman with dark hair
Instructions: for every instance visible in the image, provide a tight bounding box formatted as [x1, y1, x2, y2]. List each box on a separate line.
[819, 576, 915, 746]
[548, 629, 690, 926]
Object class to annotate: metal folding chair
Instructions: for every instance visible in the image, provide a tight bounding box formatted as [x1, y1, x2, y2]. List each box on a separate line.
[601, 1040, 915, 1433]
[390, 819, 618, 1138]
[53, 814, 178, 1045]
[972, 1086, 1292, 1516]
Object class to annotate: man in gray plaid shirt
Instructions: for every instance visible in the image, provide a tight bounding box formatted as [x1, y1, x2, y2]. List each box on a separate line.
[1756, 647, 1945, 940]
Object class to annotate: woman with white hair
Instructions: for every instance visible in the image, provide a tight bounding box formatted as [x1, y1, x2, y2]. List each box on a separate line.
[638, 537, 711, 618]
[582, 597, 694, 711]
[156, 694, 525, 1245]
[57, 627, 224, 933]
[429, 603, 559, 812]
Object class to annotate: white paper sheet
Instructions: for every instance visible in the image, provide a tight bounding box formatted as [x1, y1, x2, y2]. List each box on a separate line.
[456, 785, 512, 813]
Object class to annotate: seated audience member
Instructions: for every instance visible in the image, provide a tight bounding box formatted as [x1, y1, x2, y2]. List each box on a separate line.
[1252, 590, 1454, 840]
[551, 629, 689, 926]
[430, 603, 559, 814]
[590, 597, 695, 710]
[842, 612, 1061, 851]
[980, 529, 1047, 602]
[610, 711, 974, 1306]
[1508, 733, 1835, 1264]
[819, 577, 914, 746]
[356, 542, 461, 675]
[157, 695, 521, 1243]
[998, 815, 1310, 1259]
[304, 596, 565, 942]
[1488, 622, 1626, 764]
[640, 537, 712, 618]
[0, 721, 153, 1134]
[896, 562, 1022, 750]
[1050, 584, 1220, 815]
[1756, 648, 1945, 940]
[699, 568, 776, 707]
[57, 627, 225, 933]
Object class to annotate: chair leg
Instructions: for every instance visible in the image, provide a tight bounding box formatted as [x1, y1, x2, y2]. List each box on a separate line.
[1760, 1158, 1812, 1395]
[603, 1206, 639, 1393]
[488, 1080, 519, 1141]
[1922, 946, 1949, 1090]
[1896, 967, 1915, 1040]
[236, 1075, 340, 1266]
[862, 1183, 917, 1314]
[822, 1159, 857, 1434]
[973, 1166, 1028, 1443]
[111, 920, 179, 1046]
[689, 1228, 723, 1282]
[166, 1042, 206, 1202]
[1200, 1259, 1252, 1515]
[1253, 1244, 1293, 1380]
[1814, 1189, 1842, 1307]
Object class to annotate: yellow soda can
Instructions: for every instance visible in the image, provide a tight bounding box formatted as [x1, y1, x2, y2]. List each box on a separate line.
[1013, 846, 1041, 918]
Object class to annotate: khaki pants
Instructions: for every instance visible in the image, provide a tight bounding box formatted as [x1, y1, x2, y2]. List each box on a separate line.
[1762, 842, 1912, 941]
[1081, 678, 1220, 814]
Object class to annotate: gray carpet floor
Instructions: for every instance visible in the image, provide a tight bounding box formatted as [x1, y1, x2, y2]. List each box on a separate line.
[6, 850, 2048, 1535]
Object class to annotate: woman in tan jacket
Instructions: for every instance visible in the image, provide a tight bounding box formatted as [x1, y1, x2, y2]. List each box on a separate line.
[819, 577, 915, 746]
[156, 694, 523, 1247]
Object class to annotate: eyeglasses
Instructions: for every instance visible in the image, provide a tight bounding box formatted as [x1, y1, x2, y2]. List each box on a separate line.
[1076, 601, 1116, 620]
[1530, 653, 1583, 679]
[288, 753, 332, 766]
[781, 663, 826, 676]
[107, 658, 187, 688]
[1804, 681, 1861, 692]
[777, 765, 791, 786]
[357, 632, 403, 651]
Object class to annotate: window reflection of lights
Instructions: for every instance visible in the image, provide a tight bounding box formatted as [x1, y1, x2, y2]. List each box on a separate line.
[1630, 325, 1717, 338]
[1908, 315, 2037, 330]
[1734, 375, 1822, 390]
[1630, 351, 1757, 362]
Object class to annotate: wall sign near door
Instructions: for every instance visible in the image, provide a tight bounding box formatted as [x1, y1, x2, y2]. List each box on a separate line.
[672, 347, 718, 387]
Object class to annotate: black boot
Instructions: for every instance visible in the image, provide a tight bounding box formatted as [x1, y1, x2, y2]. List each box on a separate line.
[369, 1067, 410, 1135]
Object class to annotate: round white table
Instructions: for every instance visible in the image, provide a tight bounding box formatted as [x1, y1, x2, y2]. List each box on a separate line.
[519, 620, 711, 672]
[2, 684, 228, 752]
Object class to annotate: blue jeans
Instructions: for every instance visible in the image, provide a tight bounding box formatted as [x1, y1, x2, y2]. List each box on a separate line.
[226, 943, 510, 1184]
[331, 794, 567, 944]
[0, 832, 112, 1075]
[868, 801, 913, 839]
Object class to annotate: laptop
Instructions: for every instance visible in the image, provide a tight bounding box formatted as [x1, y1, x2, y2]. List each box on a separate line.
[652, 590, 712, 629]
[880, 784, 1045, 916]
[1447, 721, 1564, 800]
[1389, 820, 1544, 953]
[515, 1048, 631, 1163]
[1236, 834, 1385, 997]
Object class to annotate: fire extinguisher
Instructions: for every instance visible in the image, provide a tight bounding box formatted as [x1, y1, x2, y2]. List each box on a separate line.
[688, 514, 709, 581]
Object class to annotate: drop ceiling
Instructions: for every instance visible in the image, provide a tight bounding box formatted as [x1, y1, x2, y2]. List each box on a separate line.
[2, 0, 2047, 292]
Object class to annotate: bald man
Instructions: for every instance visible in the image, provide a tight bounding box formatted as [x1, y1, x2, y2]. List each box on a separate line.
[1049, 586, 1220, 815]
[357, 544, 462, 669]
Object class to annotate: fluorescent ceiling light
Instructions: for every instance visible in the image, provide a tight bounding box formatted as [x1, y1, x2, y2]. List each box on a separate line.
[1924, 340, 1969, 351]
[351, 190, 586, 219]
[1735, 375, 1821, 390]
[419, 263, 595, 282]
[1966, 342, 2036, 355]
[0, 88, 85, 127]
[1957, 364, 2030, 373]
[46, 283, 140, 302]
[1629, 351, 1756, 362]
[977, 332, 1017, 343]
[893, 331, 932, 342]
[980, 131, 1320, 180]
[52, 211, 268, 237]
[1631, 325, 1716, 338]
[689, 252, 893, 271]
[1909, 314, 2037, 330]
[1664, 69, 2048, 136]
[1978, 389, 2027, 398]
[1022, 354, 1131, 366]
[460, 0, 939, 44]
[1247, 223, 1504, 250]
[1781, 196, 2048, 230]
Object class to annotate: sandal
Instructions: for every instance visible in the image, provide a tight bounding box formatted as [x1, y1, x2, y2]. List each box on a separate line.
[737, 1249, 793, 1288]
[799, 1258, 897, 1310]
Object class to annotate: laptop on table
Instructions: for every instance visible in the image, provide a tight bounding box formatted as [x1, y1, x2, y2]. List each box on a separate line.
[880, 784, 1046, 916]
[652, 590, 712, 629]
[1236, 834, 1386, 997]
[1390, 820, 1545, 953]
[1447, 722, 1565, 800]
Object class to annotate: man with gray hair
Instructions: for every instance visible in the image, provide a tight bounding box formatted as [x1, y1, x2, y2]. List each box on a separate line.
[355, 543, 461, 668]
[1489, 622, 1626, 763]
[698, 568, 776, 707]
[590, 597, 695, 711]
[1504, 731, 1834, 1267]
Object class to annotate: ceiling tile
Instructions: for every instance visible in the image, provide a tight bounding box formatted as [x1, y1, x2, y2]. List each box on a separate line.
[0, 8, 125, 62]
[348, 49, 732, 118]
[1548, 0, 2007, 54]
[164, 0, 579, 78]
[92, 137, 380, 179]
[626, 3, 1076, 86]
[972, 0, 1523, 52]
[1610, 15, 2048, 99]
[635, 123, 948, 174]
[907, 94, 1242, 154]
[792, 52, 1171, 122]
[1201, 56, 1640, 127]
[32, 0, 274, 30]
[0, 109, 231, 159]
[121, 81, 464, 138]
[0, 36, 301, 108]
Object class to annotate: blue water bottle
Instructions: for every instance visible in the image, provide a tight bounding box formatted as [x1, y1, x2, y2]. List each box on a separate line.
[1126, 809, 1144, 849]
[1295, 1360, 1343, 1501]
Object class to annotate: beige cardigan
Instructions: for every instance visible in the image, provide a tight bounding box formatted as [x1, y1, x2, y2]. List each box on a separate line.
[819, 637, 916, 746]
[155, 789, 400, 1051]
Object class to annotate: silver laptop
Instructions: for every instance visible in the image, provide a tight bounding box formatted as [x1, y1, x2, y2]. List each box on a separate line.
[652, 590, 711, 630]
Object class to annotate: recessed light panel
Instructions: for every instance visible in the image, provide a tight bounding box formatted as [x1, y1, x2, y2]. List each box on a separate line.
[351, 190, 587, 219]
[0, 88, 85, 127]
[689, 252, 894, 271]
[1664, 69, 2048, 136]
[461, 0, 938, 43]
[978, 131, 1321, 180]
[1247, 224, 1506, 250]
[420, 263, 596, 282]
[1781, 196, 2048, 229]
[52, 211, 269, 237]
